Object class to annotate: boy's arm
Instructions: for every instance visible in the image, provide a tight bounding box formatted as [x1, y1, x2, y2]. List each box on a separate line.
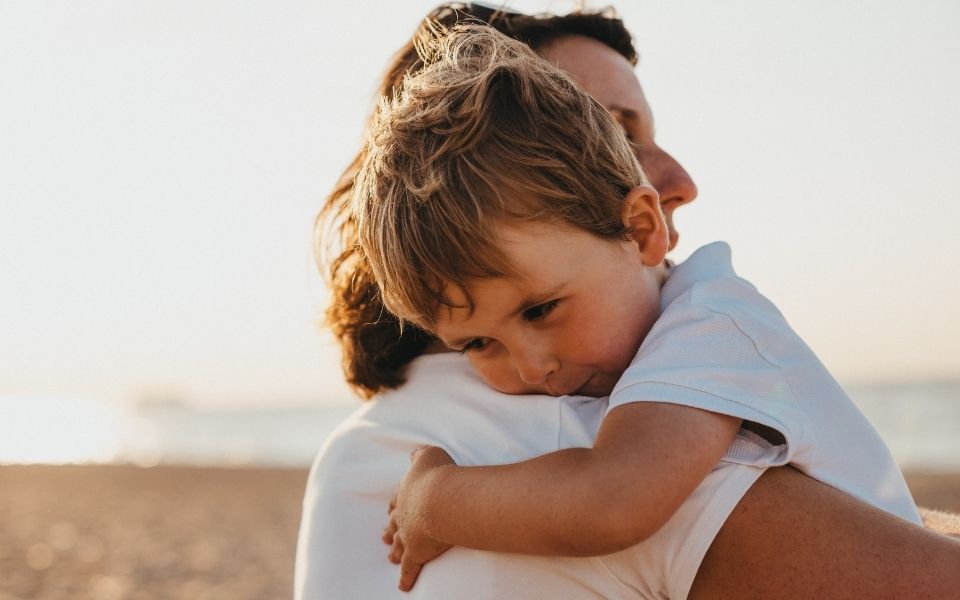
[391, 402, 740, 558]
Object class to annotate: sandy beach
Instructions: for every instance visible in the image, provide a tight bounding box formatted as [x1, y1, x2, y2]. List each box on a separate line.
[0, 466, 305, 600]
[1, 465, 959, 599]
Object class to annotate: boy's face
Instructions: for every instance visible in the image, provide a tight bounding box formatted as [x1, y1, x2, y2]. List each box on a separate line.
[434, 213, 667, 398]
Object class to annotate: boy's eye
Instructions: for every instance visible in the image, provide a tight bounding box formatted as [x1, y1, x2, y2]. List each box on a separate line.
[522, 299, 559, 322]
[459, 337, 491, 354]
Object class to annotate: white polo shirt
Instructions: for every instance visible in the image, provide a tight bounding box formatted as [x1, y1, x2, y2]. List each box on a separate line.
[610, 241, 920, 524]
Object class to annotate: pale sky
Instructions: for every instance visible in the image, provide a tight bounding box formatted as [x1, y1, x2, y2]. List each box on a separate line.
[1, 0, 958, 409]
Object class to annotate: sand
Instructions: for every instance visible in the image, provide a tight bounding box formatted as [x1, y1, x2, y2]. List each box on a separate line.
[1, 465, 959, 600]
[0, 466, 306, 600]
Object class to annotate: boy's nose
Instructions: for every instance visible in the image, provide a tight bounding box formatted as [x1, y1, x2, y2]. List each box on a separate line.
[513, 348, 559, 388]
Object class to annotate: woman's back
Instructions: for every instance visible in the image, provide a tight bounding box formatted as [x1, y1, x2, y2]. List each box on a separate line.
[295, 353, 765, 599]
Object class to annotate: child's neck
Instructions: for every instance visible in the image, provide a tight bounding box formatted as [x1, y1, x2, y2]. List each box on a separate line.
[655, 262, 670, 288]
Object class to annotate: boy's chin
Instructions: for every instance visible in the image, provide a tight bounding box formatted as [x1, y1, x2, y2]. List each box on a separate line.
[570, 374, 616, 398]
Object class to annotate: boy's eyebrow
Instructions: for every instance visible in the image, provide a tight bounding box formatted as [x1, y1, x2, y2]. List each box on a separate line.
[508, 284, 565, 319]
[440, 283, 565, 349]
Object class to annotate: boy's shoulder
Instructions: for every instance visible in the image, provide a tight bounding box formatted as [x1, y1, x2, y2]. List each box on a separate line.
[613, 242, 808, 428]
[664, 242, 750, 305]
[649, 242, 806, 372]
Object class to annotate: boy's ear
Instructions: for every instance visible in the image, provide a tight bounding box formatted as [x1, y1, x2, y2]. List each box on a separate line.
[622, 185, 669, 267]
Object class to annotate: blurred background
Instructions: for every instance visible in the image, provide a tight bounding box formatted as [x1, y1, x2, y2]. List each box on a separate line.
[1, 1, 958, 598]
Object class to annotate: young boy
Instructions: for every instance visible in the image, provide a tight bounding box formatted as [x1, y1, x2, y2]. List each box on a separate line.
[353, 24, 922, 591]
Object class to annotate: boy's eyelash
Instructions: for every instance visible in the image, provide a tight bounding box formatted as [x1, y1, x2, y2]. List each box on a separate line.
[457, 300, 559, 353]
[522, 299, 559, 321]
[458, 338, 489, 354]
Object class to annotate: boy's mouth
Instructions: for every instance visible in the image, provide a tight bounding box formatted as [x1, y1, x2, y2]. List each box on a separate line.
[544, 376, 590, 397]
[572, 373, 620, 398]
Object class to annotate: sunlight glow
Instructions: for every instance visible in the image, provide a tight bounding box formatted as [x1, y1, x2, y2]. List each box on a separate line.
[0, 396, 123, 463]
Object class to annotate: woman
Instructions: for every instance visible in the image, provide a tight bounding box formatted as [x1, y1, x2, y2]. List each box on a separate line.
[296, 5, 960, 599]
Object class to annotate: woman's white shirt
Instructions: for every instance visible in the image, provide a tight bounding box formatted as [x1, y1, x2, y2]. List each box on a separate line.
[295, 353, 764, 600]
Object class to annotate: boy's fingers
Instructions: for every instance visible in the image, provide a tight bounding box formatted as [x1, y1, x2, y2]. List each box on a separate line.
[383, 515, 398, 542]
[410, 445, 428, 461]
[410, 446, 454, 468]
[398, 556, 424, 592]
[389, 536, 404, 564]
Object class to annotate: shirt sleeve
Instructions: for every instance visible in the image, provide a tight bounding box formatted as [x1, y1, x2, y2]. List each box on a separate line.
[598, 460, 767, 599]
[610, 297, 811, 468]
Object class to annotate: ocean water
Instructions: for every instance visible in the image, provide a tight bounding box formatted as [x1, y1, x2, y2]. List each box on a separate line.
[1, 380, 958, 469]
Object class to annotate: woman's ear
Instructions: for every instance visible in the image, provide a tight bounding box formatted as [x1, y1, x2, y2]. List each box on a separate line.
[622, 185, 669, 266]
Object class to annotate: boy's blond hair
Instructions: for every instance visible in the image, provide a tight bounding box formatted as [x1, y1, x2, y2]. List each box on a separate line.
[354, 23, 647, 330]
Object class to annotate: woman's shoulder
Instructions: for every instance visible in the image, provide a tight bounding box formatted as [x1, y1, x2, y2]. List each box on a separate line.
[315, 353, 576, 468]
[359, 352, 490, 426]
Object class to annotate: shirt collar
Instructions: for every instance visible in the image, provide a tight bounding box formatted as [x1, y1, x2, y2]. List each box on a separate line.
[662, 241, 736, 309]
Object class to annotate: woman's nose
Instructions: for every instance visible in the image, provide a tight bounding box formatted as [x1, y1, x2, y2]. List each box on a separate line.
[653, 148, 698, 210]
[646, 147, 697, 249]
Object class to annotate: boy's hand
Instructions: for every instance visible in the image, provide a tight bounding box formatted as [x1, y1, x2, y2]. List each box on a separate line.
[382, 445, 455, 591]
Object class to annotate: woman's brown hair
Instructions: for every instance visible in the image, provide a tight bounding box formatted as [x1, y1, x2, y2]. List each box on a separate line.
[317, 4, 638, 398]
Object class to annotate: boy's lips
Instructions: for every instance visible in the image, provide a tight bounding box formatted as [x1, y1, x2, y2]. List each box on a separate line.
[573, 373, 620, 398]
[544, 374, 593, 397]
